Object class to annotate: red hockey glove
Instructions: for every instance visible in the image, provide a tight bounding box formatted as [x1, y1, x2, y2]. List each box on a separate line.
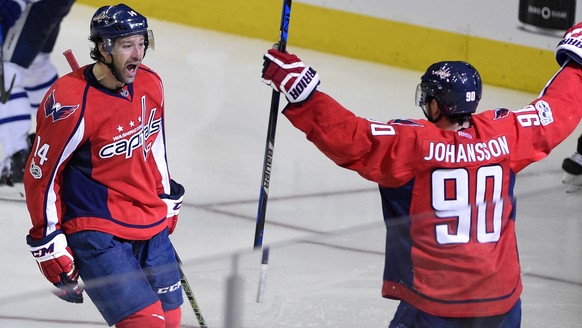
[556, 22, 582, 66]
[159, 179, 185, 234]
[27, 230, 84, 303]
[262, 49, 320, 103]
[0, 0, 24, 32]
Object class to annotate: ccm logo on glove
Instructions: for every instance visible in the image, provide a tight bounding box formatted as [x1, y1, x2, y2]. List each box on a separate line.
[31, 243, 56, 258]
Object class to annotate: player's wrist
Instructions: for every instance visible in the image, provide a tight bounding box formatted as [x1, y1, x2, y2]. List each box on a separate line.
[27, 230, 68, 261]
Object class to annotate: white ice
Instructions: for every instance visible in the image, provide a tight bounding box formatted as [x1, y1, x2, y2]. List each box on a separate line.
[1, 3, 581, 328]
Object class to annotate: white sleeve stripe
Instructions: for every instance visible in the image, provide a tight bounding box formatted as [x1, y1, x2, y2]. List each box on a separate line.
[152, 119, 170, 193]
[45, 118, 85, 236]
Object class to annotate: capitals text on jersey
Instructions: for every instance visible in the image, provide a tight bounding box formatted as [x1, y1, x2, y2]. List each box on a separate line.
[99, 98, 161, 159]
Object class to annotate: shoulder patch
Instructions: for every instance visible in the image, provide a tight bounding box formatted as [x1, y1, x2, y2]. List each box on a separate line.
[44, 89, 79, 122]
[534, 100, 553, 126]
[391, 119, 423, 127]
[493, 108, 510, 120]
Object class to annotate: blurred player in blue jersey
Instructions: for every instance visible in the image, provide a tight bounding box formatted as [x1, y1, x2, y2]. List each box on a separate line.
[0, 0, 74, 186]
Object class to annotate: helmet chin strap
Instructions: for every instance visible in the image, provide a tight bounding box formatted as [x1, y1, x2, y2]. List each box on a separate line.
[427, 112, 443, 123]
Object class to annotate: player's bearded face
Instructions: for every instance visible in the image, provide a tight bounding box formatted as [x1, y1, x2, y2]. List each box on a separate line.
[109, 34, 146, 84]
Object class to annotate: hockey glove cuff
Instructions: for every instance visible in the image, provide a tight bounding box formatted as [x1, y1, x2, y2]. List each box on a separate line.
[556, 22, 582, 67]
[159, 179, 185, 234]
[262, 49, 320, 103]
[27, 230, 84, 303]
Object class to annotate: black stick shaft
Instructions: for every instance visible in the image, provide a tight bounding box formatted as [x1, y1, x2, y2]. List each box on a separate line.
[253, 0, 292, 304]
[253, 0, 292, 249]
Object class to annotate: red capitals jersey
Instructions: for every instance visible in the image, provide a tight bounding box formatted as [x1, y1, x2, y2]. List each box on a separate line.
[284, 63, 582, 317]
[25, 64, 174, 242]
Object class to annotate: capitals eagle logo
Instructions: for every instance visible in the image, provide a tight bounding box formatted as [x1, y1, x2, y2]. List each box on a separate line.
[44, 90, 79, 122]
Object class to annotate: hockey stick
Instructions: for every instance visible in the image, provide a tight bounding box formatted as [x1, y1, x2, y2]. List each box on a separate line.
[174, 250, 208, 328]
[253, 0, 292, 303]
[0, 23, 16, 104]
[63, 49, 80, 70]
[63, 49, 208, 327]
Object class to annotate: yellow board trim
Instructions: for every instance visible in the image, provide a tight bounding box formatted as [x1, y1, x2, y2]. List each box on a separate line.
[77, 0, 556, 93]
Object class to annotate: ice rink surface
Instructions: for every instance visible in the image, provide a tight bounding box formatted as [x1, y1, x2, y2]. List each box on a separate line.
[1, 3, 581, 327]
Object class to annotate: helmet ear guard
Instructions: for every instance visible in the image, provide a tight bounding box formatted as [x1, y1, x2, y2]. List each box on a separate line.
[416, 61, 482, 118]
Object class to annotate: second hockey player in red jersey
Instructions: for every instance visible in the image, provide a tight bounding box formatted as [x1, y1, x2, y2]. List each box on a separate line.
[24, 4, 184, 328]
[261, 22, 582, 327]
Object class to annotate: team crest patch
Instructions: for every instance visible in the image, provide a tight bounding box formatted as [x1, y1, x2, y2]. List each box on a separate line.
[433, 67, 451, 80]
[44, 90, 79, 122]
[493, 108, 510, 120]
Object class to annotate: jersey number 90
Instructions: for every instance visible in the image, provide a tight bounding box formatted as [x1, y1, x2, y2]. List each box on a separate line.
[431, 166, 503, 244]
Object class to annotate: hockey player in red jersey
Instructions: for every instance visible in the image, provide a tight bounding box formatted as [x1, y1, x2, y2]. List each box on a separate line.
[24, 4, 184, 328]
[261, 22, 582, 327]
